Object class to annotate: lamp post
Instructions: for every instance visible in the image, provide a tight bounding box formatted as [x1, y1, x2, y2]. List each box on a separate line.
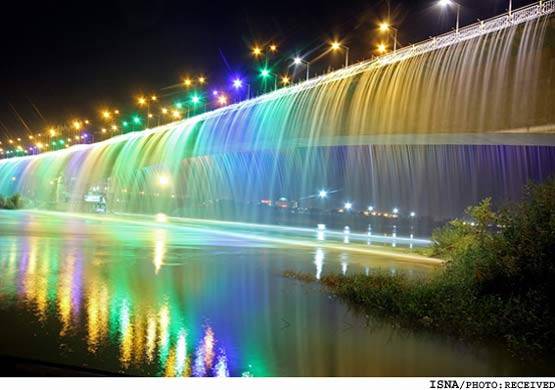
[330, 41, 349, 67]
[378, 21, 399, 53]
[293, 56, 310, 81]
[232, 77, 251, 100]
[438, 0, 461, 34]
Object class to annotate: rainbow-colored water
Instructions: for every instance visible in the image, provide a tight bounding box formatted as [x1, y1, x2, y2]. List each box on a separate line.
[1, 13, 554, 225]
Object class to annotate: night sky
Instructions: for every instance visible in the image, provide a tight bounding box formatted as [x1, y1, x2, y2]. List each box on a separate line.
[0, 0, 534, 139]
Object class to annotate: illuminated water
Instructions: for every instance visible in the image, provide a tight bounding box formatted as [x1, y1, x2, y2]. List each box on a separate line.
[0, 8, 554, 376]
[0, 210, 551, 376]
[0, 13, 554, 223]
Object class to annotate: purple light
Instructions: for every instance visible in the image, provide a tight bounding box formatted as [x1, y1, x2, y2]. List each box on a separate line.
[212, 90, 219, 96]
[83, 133, 88, 138]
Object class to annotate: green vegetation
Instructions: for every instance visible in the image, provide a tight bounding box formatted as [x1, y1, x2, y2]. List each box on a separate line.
[0, 193, 22, 210]
[285, 179, 555, 357]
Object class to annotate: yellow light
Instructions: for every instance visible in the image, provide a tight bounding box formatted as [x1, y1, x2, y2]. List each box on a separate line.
[376, 42, 388, 54]
[155, 213, 168, 223]
[280, 75, 290, 85]
[114, 109, 120, 114]
[28, 135, 34, 140]
[74, 135, 80, 140]
[158, 175, 170, 187]
[161, 107, 169, 114]
[331, 41, 341, 50]
[138, 97, 147, 106]
[379, 22, 391, 32]
[102, 110, 112, 119]
[198, 76, 206, 84]
[172, 110, 181, 119]
[49, 128, 57, 136]
[252, 46, 263, 57]
[101, 128, 107, 133]
[183, 78, 193, 87]
[269, 44, 278, 52]
[8, 139, 14, 144]
[84, 119, 90, 124]
[36, 143, 43, 149]
[151, 95, 157, 101]
[148, 113, 153, 118]
[111, 125, 118, 131]
[72, 121, 81, 130]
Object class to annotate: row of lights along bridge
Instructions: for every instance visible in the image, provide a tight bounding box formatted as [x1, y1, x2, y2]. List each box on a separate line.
[0, 0, 512, 159]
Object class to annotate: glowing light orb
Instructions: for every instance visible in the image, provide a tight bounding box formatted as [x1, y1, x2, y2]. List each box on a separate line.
[158, 175, 170, 187]
[155, 213, 168, 223]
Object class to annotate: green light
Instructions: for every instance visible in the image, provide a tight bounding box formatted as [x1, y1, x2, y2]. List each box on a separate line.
[260, 68, 270, 78]
[175, 102, 183, 109]
[123, 121, 129, 127]
[133, 116, 141, 124]
[51, 141, 56, 146]
[59, 140, 65, 145]
[191, 95, 200, 104]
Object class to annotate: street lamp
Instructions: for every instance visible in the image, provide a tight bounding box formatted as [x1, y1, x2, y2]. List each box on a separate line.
[330, 41, 349, 67]
[158, 175, 170, 187]
[378, 21, 399, 52]
[252, 46, 263, 58]
[280, 75, 290, 86]
[217, 94, 228, 106]
[292, 56, 310, 81]
[437, 0, 461, 34]
[344, 202, 353, 211]
[259, 67, 277, 90]
[232, 77, 251, 99]
[318, 189, 328, 199]
[376, 42, 388, 55]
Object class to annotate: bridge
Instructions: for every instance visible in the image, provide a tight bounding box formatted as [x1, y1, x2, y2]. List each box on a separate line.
[0, 1, 554, 220]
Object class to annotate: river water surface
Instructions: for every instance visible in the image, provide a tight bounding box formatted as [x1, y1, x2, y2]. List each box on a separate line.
[0, 210, 546, 376]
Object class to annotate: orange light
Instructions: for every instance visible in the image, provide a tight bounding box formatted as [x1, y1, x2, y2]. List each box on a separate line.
[217, 95, 228, 106]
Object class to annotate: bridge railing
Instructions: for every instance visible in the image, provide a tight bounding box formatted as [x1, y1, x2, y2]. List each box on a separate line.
[225, 0, 555, 111]
[2, 2, 554, 162]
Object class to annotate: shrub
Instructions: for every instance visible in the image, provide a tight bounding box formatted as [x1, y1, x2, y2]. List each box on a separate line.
[0, 193, 22, 210]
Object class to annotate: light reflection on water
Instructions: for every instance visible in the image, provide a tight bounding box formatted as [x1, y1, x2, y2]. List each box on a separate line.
[0, 211, 544, 376]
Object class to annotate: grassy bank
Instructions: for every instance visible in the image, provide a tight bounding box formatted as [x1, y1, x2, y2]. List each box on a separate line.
[285, 179, 555, 357]
[0, 193, 22, 210]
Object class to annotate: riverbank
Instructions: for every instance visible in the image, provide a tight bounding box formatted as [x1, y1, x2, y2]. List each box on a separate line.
[0, 194, 21, 210]
[285, 179, 555, 359]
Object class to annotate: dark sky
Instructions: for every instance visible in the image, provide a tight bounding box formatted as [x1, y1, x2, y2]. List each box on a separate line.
[0, 0, 533, 139]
